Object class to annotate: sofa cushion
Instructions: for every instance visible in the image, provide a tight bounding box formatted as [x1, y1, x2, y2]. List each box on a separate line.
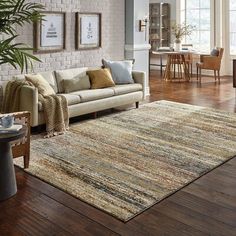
[102, 59, 134, 84]
[25, 74, 56, 96]
[111, 84, 142, 95]
[71, 88, 115, 103]
[38, 94, 81, 112]
[55, 67, 89, 93]
[59, 94, 81, 105]
[14, 71, 58, 93]
[38, 102, 43, 112]
[87, 68, 115, 89]
[39, 71, 58, 93]
[63, 75, 91, 93]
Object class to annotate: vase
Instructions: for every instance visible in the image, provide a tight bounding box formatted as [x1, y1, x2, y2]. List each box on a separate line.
[174, 40, 181, 51]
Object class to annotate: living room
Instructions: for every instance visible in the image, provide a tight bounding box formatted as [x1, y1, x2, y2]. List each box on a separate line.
[0, 0, 236, 235]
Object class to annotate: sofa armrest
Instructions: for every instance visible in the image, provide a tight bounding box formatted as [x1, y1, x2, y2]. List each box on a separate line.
[20, 85, 39, 127]
[0, 85, 3, 112]
[132, 70, 146, 99]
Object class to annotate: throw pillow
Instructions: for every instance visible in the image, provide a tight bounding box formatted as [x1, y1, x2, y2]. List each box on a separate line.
[87, 68, 115, 89]
[63, 75, 91, 93]
[55, 68, 89, 93]
[25, 74, 55, 96]
[210, 48, 219, 57]
[102, 59, 134, 84]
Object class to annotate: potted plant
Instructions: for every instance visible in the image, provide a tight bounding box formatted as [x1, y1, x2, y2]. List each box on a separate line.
[171, 22, 195, 51]
[0, 0, 44, 73]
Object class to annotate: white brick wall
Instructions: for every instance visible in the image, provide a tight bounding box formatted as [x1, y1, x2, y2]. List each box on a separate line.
[0, 0, 125, 82]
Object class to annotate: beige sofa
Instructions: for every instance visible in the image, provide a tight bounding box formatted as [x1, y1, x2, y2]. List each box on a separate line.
[16, 67, 146, 127]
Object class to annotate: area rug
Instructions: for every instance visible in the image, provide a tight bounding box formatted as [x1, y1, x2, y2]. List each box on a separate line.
[15, 100, 236, 222]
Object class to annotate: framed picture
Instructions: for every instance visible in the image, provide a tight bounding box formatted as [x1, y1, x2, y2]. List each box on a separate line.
[76, 13, 101, 50]
[34, 12, 66, 53]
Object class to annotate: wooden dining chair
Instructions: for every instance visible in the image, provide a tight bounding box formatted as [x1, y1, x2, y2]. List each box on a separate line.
[196, 47, 224, 83]
[182, 44, 193, 77]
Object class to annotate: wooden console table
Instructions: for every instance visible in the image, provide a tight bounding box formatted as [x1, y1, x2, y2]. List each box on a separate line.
[0, 126, 26, 201]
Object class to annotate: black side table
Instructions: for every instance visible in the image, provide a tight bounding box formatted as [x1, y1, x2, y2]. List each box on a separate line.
[0, 126, 26, 201]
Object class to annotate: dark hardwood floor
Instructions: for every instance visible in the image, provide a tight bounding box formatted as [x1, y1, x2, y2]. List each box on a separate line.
[1, 71, 236, 236]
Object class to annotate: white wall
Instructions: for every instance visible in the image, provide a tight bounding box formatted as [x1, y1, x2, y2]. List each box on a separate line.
[134, 0, 149, 45]
[220, 0, 234, 76]
[0, 0, 125, 83]
[125, 0, 150, 96]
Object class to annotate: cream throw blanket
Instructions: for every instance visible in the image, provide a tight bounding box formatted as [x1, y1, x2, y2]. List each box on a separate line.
[2, 80, 69, 137]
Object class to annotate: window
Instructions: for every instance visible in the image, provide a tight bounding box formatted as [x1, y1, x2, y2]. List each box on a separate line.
[229, 0, 236, 55]
[180, 0, 212, 52]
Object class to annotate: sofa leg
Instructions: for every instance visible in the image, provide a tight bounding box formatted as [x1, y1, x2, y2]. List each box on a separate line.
[136, 102, 139, 109]
[23, 154, 30, 169]
[93, 112, 97, 119]
[34, 125, 43, 134]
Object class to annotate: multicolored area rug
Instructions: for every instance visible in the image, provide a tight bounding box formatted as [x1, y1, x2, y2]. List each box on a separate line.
[15, 100, 236, 222]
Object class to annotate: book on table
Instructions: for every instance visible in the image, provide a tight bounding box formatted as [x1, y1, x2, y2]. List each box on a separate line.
[0, 124, 22, 133]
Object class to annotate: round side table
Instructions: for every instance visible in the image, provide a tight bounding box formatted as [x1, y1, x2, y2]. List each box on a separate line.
[0, 126, 26, 201]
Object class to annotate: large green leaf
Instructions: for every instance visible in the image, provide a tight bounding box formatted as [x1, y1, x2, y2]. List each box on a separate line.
[0, 0, 45, 73]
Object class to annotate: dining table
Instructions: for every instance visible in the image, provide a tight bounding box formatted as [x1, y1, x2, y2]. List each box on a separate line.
[163, 51, 192, 82]
[151, 50, 201, 82]
[150, 51, 167, 75]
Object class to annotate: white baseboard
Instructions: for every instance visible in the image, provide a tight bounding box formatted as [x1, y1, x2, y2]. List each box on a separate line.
[125, 44, 151, 52]
[145, 86, 150, 97]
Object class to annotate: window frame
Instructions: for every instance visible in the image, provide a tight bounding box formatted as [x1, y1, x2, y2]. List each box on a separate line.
[180, 0, 215, 53]
[229, 0, 236, 55]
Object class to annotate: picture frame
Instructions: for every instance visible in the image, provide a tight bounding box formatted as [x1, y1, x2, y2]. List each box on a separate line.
[34, 12, 66, 53]
[76, 12, 102, 50]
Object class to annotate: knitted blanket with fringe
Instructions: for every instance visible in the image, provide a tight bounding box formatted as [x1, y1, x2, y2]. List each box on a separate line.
[2, 80, 69, 137]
